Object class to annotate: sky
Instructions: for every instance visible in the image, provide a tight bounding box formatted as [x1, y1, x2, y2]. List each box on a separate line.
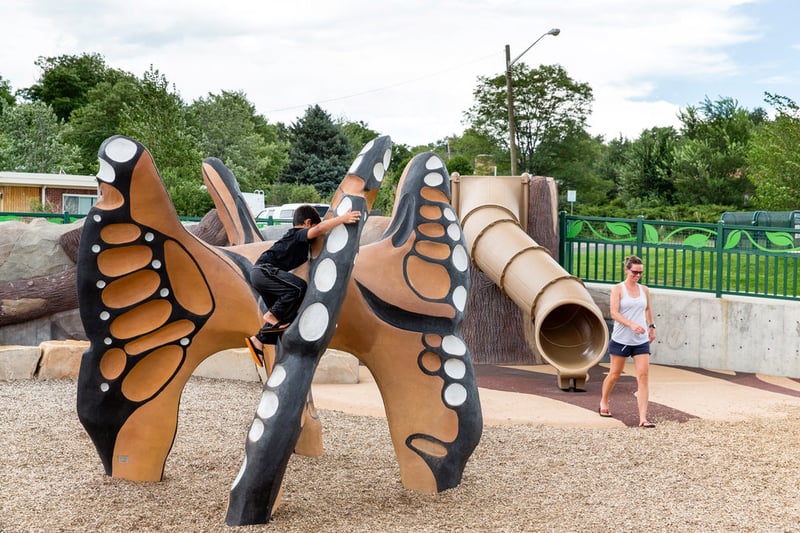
[1, 0, 798, 148]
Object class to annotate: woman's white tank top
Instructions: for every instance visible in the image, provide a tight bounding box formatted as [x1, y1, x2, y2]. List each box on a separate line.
[611, 283, 648, 345]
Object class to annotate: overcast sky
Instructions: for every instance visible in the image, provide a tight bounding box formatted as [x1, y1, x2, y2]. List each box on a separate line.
[1, 0, 798, 147]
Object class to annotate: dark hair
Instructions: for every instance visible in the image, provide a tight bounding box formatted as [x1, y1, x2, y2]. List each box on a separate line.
[293, 205, 322, 226]
[624, 255, 643, 270]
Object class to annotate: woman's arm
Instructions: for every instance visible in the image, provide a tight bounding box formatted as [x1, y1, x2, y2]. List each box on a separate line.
[307, 209, 361, 240]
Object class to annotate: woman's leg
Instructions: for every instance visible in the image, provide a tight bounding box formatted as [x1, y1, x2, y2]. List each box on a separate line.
[633, 353, 651, 425]
[600, 354, 626, 412]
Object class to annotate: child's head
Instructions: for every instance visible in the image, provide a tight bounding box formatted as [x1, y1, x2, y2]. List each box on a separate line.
[293, 205, 322, 226]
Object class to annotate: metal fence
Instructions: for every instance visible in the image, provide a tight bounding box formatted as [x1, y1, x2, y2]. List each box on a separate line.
[559, 213, 800, 300]
[0, 211, 203, 224]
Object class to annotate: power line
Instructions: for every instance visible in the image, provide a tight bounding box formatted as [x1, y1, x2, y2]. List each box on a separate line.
[265, 52, 498, 114]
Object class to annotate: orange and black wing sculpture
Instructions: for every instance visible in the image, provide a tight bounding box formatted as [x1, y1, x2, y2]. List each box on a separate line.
[76, 134, 482, 525]
[76, 136, 263, 481]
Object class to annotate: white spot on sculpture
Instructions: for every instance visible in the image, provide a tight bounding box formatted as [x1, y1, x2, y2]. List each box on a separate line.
[425, 155, 444, 170]
[104, 337, 112, 345]
[159, 288, 169, 297]
[105, 137, 138, 163]
[442, 335, 467, 356]
[424, 172, 443, 187]
[145, 232, 154, 242]
[452, 244, 468, 272]
[383, 148, 391, 169]
[267, 364, 287, 388]
[443, 207, 457, 221]
[151, 260, 162, 269]
[444, 383, 468, 407]
[444, 358, 467, 379]
[93, 214, 102, 222]
[348, 155, 363, 175]
[447, 223, 461, 241]
[336, 196, 353, 216]
[314, 258, 337, 293]
[360, 139, 375, 154]
[256, 390, 280, 419]
[96, 280, 106, 289]
[453, 285, 467, 311]
[91, 244, 101, 253]
[326, 224, 349, 254]
[373, 162, 385, 182]
[248, 418, 264, 442]
[100, 383, 110, 392]
[100, 311, 110, 321]
[299, 302, 330, 342]
[97, 159, 116, 183]
[180, 337, 190, 346]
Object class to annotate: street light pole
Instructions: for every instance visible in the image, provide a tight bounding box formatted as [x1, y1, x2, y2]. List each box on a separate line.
[506, 28, 560, 176]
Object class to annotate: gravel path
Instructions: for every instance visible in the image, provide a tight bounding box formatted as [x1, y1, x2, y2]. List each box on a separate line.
[3, 377, 800, 532]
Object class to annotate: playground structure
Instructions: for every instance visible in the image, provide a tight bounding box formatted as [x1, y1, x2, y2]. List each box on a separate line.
[452, 174, 607, 389]
[75, 134, 607, 525]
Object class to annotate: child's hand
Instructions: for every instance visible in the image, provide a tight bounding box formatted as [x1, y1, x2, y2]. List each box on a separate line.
[340, 209, 361, 224]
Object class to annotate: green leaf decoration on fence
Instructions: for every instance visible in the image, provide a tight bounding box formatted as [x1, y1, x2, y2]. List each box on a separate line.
[644, 224, 659, 243]
[724, 230, 742, 249]
[566, 220, 584, 238]
[765, 231, 795, 247]
[606, 221, 632, 237]
[683, 233, 710, 248]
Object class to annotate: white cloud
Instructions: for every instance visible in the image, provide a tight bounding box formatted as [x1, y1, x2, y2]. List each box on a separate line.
[1, 0, 782, 146]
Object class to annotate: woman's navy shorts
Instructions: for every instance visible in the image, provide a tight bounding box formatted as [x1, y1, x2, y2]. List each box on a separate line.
[608, 340, 651, 357]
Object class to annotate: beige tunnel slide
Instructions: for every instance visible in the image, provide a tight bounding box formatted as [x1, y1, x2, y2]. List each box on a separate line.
[451, 174, 608, 389]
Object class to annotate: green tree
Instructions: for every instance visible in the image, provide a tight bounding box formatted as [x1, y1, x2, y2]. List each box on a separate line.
[0, 101, 82, 173]
[672, 97, 760, 207]
[119, 66, 208, 216]
[282, 105, 351, 197]
[0, 75, 15, 109]
[22, 53, 116, 121]
[446, 154, 474, 175]
[617, 126, 679, 206]
[750, 93, 800, 210]
[187, 90, 289, 192]
[64, 71, 141, 172]
[465, 63, 593, 175]
[536, 129, 613, 206]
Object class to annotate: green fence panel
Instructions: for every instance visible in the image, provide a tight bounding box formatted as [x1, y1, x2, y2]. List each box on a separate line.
[560, 213, 800, 301]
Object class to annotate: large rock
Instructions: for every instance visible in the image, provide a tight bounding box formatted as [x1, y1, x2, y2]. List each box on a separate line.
[0, 345, 40, 380]
[0, 219, 78, 282]
[38, 340, 88, 379]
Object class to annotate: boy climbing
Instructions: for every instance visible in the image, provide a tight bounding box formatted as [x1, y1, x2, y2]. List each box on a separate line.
[245, 204, 360, 365]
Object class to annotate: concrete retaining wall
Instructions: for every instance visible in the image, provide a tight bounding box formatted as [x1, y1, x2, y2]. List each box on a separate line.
[586, 283, 800, 378]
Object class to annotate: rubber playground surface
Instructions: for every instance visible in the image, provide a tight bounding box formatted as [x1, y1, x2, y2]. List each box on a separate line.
[310, 362, 800, 428]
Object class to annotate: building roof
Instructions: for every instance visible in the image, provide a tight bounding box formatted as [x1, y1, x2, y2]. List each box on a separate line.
[0, 171, 98, 189]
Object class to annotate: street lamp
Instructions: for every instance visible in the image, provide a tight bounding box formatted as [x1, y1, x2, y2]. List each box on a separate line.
[505, 27, 560, 175]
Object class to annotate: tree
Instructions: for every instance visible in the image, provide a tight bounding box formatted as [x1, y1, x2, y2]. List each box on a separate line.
[672, 97, 760, 207]
[187, 90, 289, 192]
[282, 105, 351, 197]
[617, 127, 679, 206]
[0, 101, 82, 173]
[535, 129, 613, 207]
[63, 72, 141, 172]
[749, 93, 800, 210]
[119, 66, 208, 216]
[0, 75, 15, 109]
[22, 53, 116, 121]
[465, 63, 593, 175]
[337, 119, 382, 160]
[446, 154, 474, 176]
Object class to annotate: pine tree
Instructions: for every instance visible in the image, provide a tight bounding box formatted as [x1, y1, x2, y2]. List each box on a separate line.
[282, 105, 351, 196]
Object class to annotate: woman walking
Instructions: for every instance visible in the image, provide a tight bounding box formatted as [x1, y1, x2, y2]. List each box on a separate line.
[599, 255, 657, 428]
